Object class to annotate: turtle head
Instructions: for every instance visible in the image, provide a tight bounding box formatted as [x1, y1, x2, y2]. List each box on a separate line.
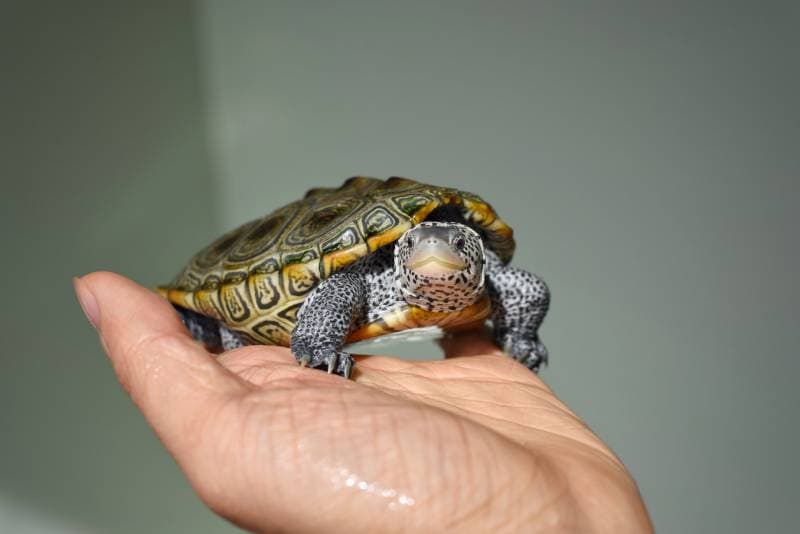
[394, 222, 486, 312]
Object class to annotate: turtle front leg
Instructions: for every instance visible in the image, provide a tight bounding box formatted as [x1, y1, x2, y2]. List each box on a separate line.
[291, 271, 367, 379]
[485, 250, 551, 372]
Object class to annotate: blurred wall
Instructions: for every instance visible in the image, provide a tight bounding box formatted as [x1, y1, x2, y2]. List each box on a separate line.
[0, 2, 236, 533]
[198, 1, 799, 533]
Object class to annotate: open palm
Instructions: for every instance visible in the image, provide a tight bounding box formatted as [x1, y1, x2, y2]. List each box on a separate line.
[74, 272, 651, 533]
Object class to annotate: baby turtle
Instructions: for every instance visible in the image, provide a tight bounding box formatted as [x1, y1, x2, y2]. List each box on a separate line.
[158, 176, 549, 378]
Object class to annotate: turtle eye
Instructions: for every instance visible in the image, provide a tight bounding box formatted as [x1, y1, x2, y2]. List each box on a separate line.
[453, 236, 466, 251]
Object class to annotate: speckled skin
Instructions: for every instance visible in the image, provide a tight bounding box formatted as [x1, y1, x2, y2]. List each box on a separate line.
[484, 249, 550, 371]
[181, 221, 549, 378]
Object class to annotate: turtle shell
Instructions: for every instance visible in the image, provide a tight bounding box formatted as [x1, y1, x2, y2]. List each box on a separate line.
[158, 176, 515, 346]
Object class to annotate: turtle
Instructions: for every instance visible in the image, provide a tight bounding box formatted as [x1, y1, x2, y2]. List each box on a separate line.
[158, 176, 550, 379]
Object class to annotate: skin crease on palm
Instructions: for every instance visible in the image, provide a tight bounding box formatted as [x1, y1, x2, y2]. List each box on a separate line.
[73, 272, 653, 533]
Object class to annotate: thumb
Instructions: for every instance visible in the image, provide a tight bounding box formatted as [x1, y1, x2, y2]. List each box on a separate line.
[74, 271, 246, 454]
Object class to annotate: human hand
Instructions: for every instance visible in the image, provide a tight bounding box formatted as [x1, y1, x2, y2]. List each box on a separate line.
[74, 272, 652, 533]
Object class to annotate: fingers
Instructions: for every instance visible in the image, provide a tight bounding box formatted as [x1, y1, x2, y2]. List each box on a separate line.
[439, 327, 505, 359]
[74, 271, 246, 451]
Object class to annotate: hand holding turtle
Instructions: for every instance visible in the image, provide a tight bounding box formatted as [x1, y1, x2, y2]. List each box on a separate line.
[75, 272, 652, 533]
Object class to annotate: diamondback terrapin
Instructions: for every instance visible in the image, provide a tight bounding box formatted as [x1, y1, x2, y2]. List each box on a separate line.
[158, 176, 549, 379]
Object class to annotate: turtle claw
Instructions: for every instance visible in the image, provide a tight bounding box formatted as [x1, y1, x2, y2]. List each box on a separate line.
[497, 331, 548, 374]
[323, 350, 354, 379]
[292, 347, 354, 379]
[342, 357, 352, 380]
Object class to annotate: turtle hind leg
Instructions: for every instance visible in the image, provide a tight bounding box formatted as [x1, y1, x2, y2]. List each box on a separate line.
[174, 306, 222, 352]
[219, 324, 246, 351]
[175, 305, 247, 353]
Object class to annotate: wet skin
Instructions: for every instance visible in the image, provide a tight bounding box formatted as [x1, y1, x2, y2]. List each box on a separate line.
[74, 272, 653, 533]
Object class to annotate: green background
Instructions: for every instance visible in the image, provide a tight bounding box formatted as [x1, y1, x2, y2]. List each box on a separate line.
[2, 1, 797, 532]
